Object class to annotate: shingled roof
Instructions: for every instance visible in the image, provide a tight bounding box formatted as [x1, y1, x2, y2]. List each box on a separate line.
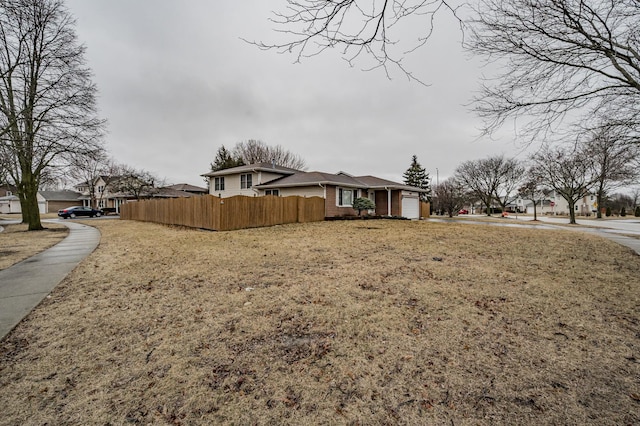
[202, 163, 299, 178]
[38, 190, 83, 201]
[255, 171, 427, 192]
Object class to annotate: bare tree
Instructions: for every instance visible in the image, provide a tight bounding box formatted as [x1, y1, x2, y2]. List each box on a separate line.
[469, 0, 640, 140]
[232, 140, 307, 170]
[493, 158, 524, 213]
[433, 178, 465, 217]
[251, 0, 460, 83]
[255, 1, 640, 142]
[111, 165, 161, 200]
[455, 155, 522, 216]
[530, 143, 596, 224]
[584, 126, 640, 218]
[517, 171, 549, 221]
[70, 151, 115, 209]
[0, 0, 104, 230]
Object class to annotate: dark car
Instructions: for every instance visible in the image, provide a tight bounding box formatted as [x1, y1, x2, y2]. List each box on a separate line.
[58, 206, 103, 219]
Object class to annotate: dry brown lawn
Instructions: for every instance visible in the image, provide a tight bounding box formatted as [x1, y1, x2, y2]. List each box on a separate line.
[1, 219, 639, 425]
[0, 222, 68, 270]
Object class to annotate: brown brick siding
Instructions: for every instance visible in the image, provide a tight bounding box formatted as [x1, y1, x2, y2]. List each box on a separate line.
[325, 185, 359, 217]
[374, 190, 401, 216]
[391, 191, 401, 216]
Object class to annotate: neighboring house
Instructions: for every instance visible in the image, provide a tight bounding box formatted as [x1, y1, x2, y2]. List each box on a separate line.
[1, 190, 83, 214]
[515, 192, 598, 216]
[202, 163, 427, 219]
[38, 190, 84, 213]
[0, 184, 17, 198]
[75, 176, 124, 211]
[0, 195, 21, 214]
[163, 183, 208, 195]
[75, 178, 208, 213]
[0, 185, 19, 213]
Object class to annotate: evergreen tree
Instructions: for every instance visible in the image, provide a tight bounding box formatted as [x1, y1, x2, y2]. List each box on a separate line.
[210, 145, 244, 172]
[403, 155, 431, 201]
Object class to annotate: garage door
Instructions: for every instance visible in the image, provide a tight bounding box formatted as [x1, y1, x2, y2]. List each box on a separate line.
[401, 196, 420, 219]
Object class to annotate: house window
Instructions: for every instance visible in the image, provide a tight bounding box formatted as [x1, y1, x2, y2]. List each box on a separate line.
[241, 174, 252, 189]
[98, 200, 106, 208]
[265, 189, 279, 196]
[6, 191, 11, 196]
[214, 177, 225, 191]
[338, 188, 357, 207]
[97, 185, 104, 193]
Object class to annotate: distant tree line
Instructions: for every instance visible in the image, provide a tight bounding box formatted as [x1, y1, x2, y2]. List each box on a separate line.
[430, 128, 640, 223]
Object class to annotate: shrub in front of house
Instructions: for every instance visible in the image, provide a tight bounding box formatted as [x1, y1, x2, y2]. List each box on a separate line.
[621, 207, 626, 217]
[635, 206, 640, 217]
[352, 197, 376, 216]
[606, 207, 612, 217]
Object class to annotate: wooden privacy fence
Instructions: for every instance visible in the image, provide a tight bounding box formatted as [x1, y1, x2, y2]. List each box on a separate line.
[120, 195, 326, 231]
[420, 201, 431, 218]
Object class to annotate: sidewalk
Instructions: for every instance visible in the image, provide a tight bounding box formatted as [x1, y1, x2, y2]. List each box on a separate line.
[0, 220, 101, 340]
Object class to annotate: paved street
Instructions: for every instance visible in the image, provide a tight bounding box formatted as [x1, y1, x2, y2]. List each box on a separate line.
[512, 215, 640, 236]
[430, 214, 640, 255]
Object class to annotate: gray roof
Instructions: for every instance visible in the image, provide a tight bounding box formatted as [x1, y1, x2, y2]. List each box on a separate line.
[152, 187, 200, 198]
[38, 190, 83, 201]
[164, 183, 208, 193]
[255, 171, 427, 192]
[201, 162, 300, 177]
[353, 175, 427, 192]
[255, 171, 368, 189]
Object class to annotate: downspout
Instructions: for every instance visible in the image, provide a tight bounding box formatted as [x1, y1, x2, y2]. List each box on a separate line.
[251, 168, 260, 196]
[386, 187, 391, 217]
[319, 183, 326, 217]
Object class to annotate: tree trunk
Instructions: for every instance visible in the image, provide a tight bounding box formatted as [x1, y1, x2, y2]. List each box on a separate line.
[568, 203, 577, 225]
[596, 187, 604, 219]
[533, 201, 537, 221]
[18, 172, 43, 230]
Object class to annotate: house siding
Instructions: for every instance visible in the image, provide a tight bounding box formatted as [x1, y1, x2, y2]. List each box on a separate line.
[209, 173, 259, 198]
[375, 191, 389, 215]
[373, 189, 401, 216]
[270, 186, 325, 198]
[325, 185, 359, 217]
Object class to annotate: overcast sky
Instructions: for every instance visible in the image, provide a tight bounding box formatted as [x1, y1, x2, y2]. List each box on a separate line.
[65, 0, 526, 187]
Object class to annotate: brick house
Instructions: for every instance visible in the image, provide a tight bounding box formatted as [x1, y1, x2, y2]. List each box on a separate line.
[202, 163, 427, 219]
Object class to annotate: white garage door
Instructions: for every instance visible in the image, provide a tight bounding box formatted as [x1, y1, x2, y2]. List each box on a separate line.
[401, 196, 420, 219]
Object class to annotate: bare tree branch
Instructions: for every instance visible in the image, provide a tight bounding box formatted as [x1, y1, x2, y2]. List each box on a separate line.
[248, 0, 461, 83]
[468, 0, 640, 141]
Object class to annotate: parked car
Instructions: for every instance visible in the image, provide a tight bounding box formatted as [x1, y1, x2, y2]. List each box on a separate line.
[58, 206, 103, 219]
[458, 209, 469, 215]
